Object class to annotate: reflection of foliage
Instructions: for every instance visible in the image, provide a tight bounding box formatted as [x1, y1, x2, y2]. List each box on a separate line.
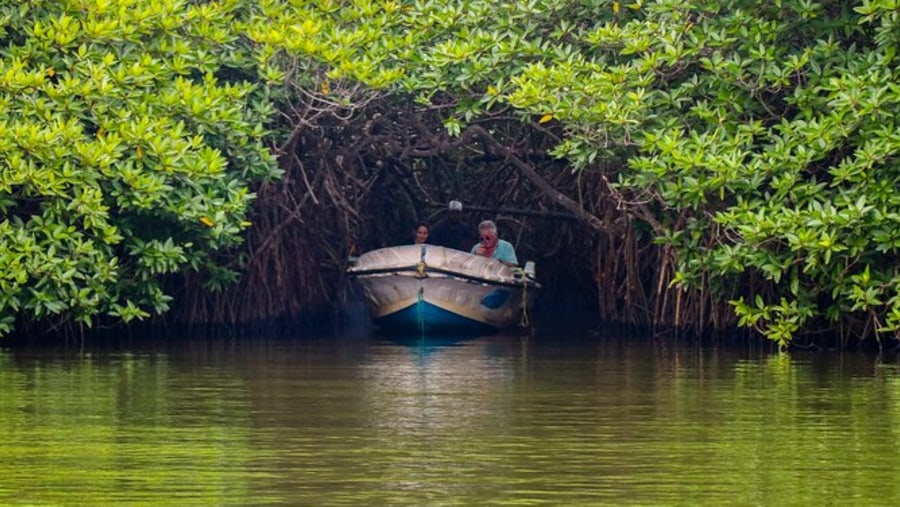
[3, 342, 900, 504]
[0, 351, 259, 505]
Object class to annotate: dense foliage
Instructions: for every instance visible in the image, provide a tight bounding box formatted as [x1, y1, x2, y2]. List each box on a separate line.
[0, 0, 278, 336]
[5, 0, 900, 347]
[492, 0, 900, 347]
[246, 0, 900, 346]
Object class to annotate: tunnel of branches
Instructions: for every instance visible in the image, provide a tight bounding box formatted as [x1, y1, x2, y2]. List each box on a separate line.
[173, 86, 739, 337]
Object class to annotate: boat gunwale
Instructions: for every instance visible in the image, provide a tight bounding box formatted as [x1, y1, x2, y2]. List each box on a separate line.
[346, 264, 540, 290]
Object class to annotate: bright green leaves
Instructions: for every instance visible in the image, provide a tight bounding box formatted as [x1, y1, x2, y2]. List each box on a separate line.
[732, 295, 816, 349]
[561, 1, 900, 345]
[129, 238, 189, 278]
[384, 0, 897, 345]
[0, 0, 278, 336]
[247, 0, 409, 88]
[5, 0, 899, 346]
[0, 214, 119, 327]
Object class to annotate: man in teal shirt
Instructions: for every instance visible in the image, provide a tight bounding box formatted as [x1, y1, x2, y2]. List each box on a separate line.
[471, 220, 518, 265]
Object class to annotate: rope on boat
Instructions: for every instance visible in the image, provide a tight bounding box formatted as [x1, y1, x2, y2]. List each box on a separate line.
[518, 269, 530, 328]
[417, 286, 425, 336]
[417, 246, 426, 334]
[416, 245, 427, 278]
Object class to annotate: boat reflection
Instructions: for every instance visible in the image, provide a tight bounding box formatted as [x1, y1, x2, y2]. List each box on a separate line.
[361, 333, 526, 439]
[375, 332, 481, 363]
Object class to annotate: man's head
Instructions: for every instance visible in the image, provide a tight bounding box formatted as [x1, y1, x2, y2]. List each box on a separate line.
[448, 200, 463, 223]
[477, 220, 498, 247]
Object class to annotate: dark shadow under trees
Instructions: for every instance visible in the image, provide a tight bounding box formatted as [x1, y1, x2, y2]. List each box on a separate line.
[168, 88, 742, 339]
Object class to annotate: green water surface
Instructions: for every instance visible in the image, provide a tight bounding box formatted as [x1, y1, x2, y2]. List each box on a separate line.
[1, 334, 899, 506]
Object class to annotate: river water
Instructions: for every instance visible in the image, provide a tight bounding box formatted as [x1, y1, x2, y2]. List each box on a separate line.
[2, 330, 899, 506]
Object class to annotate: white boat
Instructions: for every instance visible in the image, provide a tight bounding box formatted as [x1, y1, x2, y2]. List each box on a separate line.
[346, 244, 539, 334]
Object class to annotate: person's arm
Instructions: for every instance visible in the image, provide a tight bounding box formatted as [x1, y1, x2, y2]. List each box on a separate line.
[499, 241, 518, 265]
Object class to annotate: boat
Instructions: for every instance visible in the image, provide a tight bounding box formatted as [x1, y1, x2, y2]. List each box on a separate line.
[346, 244, 540, 334]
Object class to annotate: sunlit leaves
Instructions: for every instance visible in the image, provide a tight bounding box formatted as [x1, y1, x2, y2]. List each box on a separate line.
[6, 0, 900, 346]
[0, 0, 278, 336]
[493, 0, 900, 345]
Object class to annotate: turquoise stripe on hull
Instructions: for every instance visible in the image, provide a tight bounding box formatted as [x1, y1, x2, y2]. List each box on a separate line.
[376, 300, 497, 335]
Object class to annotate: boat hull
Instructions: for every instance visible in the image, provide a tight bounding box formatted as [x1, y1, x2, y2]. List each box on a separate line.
[347, 245, 538, 334]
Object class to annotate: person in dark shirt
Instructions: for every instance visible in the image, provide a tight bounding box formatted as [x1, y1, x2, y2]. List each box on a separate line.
[431, 200, 473, 252]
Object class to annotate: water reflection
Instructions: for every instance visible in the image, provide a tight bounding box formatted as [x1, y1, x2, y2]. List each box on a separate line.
[376, 333, 481, 363]
[362, 332, 519, 429]
[2, 336, 900, 505]
[348, 334, 519, 499]
[0, 347, 259, 506]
